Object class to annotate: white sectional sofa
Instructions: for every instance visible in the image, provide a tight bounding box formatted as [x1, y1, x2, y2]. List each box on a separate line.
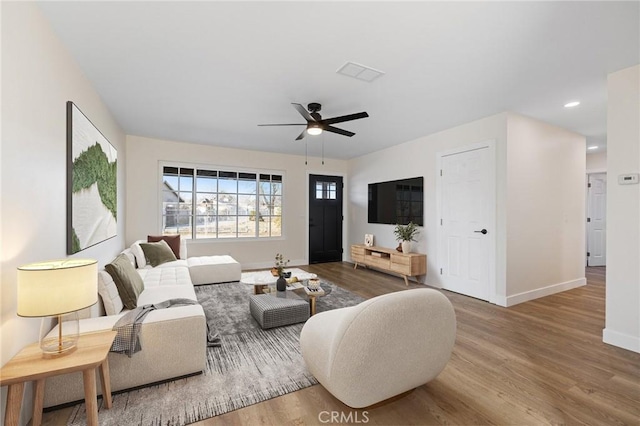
[131, 239, 242, 285]
[42, 240, 240, 408]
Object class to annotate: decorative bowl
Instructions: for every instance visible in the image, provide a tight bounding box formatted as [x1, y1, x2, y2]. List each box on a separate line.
[308, 278, 321, 290]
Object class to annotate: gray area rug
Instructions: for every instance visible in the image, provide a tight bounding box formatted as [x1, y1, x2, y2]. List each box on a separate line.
[67, 279, 365, 426]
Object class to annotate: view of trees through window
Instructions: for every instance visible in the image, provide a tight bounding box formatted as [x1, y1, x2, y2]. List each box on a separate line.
[162, 166, 282, 239]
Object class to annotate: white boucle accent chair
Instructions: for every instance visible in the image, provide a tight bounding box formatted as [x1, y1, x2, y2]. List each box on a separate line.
[300, 288, 456, 408]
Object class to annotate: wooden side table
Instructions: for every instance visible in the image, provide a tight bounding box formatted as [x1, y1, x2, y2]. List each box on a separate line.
[303, 286, 327, 316]
[0, 330, 116, 426]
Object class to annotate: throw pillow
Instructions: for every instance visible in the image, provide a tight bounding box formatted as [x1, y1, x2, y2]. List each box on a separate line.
[130, 241, 147, 268]
[105, 254, 145, 310]
[140, 239, 177, 267]
[97, 271, 124, 315]
[121, 248, 137, 268]
[147, 234, 181, 259]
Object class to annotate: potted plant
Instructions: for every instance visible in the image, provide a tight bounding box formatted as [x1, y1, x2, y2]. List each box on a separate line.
[274, 253, 290, 291]
[394, 222, 419, 254]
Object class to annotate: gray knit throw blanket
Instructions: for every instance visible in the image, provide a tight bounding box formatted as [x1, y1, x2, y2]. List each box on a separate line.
[111, 298, 199, 357]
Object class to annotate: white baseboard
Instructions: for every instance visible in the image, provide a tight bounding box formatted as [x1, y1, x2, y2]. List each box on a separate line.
[423, 280, 442, 289]
[603, 328, 640, 353]
[494, 296, 508, 307]
[504, 278, 586, 307]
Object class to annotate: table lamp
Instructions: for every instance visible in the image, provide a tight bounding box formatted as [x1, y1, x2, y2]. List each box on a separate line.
[17, 258, 98, 357]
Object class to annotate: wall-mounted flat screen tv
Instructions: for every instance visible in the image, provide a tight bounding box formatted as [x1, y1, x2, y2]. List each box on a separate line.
[368, 177, 424, 226]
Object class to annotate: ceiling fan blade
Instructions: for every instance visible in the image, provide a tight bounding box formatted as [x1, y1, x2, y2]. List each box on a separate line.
[257, 123, 306, 126]
[295, 129, 307, 140]
[292, 103, 315, 122]
[324, 125, 355, 137]
[321, 112, 369, 125]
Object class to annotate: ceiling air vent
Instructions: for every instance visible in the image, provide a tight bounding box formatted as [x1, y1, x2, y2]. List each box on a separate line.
[336, 61, 385, 82]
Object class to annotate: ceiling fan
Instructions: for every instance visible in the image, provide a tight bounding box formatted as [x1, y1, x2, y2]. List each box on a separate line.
[258, 102, 369, 140]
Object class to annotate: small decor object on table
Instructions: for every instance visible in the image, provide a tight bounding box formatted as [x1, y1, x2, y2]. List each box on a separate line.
[286, 276, 304, 290]
[394, 222, 420, 254]
[307, 278, 321, 291]
[274, 253, 290, 291]
[364, 234, 374, 247]
[303, 281, 326, 316]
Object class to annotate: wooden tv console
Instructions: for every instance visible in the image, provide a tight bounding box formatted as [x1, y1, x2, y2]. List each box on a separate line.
[351, 244, 426, 286]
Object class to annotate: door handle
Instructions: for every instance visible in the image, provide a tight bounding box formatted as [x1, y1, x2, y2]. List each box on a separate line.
[474, 229, 488, 235]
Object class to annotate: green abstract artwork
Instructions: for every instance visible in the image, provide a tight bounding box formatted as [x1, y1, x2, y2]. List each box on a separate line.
[67, 102, 117, 254]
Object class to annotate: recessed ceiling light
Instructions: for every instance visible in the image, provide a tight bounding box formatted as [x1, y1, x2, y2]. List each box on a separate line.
[587, 146, 598, 150]
[564, 101, 580, 108]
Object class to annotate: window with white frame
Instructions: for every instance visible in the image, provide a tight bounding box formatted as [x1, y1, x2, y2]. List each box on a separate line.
[161, 166, 282, 239]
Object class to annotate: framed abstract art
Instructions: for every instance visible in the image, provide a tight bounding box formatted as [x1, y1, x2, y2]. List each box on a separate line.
[67, 101, 117, 254]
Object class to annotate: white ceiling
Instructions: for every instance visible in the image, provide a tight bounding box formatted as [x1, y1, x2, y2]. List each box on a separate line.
[37, 1, 639, 160]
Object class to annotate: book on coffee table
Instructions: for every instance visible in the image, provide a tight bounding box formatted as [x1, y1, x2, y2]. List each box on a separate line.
[304, 286, 325, 296]
[286, 281, 304, 290]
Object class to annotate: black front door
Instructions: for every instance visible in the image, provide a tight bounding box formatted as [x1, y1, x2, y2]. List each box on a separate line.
[309, 174, 343, 263]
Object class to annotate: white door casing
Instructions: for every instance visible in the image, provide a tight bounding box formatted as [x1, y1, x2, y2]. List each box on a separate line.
[587, 173, 607, 266]
[437, 141, 496, 302]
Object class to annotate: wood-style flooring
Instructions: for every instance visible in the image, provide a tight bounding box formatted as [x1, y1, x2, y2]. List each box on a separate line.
[42, 264, 639, 426]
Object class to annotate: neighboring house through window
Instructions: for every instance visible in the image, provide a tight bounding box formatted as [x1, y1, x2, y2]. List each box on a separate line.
[161, 165, 282, 239]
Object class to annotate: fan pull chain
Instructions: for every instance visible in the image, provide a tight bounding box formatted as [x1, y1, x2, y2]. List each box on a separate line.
[322, 136, 325, 165]
[305, 140, 308, 165]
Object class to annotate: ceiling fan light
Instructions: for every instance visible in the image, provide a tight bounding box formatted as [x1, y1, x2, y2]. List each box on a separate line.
[307, 125, 323, 136]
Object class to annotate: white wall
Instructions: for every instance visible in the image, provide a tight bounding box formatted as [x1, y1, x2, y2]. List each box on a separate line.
[126, 135, 348, 269]
[587, 151, 607, 172]
[604, 64, 640, 353]
[347, 113, 509, 294]
[504, 113, 586, 305]
[347, 111, 586, 306]
[0, 3, 126, 424]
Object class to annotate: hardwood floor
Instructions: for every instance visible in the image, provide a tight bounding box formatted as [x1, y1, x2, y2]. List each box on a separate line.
[42, 264, 639, 425]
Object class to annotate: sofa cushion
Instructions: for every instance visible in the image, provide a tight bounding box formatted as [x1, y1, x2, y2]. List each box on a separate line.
[105, 254, 145, 309]
[140, 240, 177, 267]
[138, 266, 192, 288]
[130, 240, 147, 268]
[148, 235, 181, 259]
[138, 285, 197, 306]
[122, 248, 136, 267]
[98, 271, 124, 316]
[154, 259, 188, 269]
[187, 255, 241, 284]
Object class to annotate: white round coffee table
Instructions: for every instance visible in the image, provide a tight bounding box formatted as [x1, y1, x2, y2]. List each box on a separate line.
[240, 268, 317, 285]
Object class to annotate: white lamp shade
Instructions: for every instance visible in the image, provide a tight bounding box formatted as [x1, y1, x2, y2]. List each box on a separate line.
[17, 259, 98, 317]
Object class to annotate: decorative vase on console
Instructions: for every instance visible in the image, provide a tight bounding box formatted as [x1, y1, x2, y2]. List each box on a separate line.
[393, 222, 420, 254]
[401, 241, 411, 254]
[275, 253, 290, 292]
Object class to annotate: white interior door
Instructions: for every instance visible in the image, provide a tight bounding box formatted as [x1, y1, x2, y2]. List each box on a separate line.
[587, 173, 607, 266]
[438, 143, 495, 301]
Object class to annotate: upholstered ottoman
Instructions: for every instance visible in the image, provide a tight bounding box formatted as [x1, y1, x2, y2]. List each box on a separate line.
[187, 255, 241, 285]
[249, 294, 310, 329]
